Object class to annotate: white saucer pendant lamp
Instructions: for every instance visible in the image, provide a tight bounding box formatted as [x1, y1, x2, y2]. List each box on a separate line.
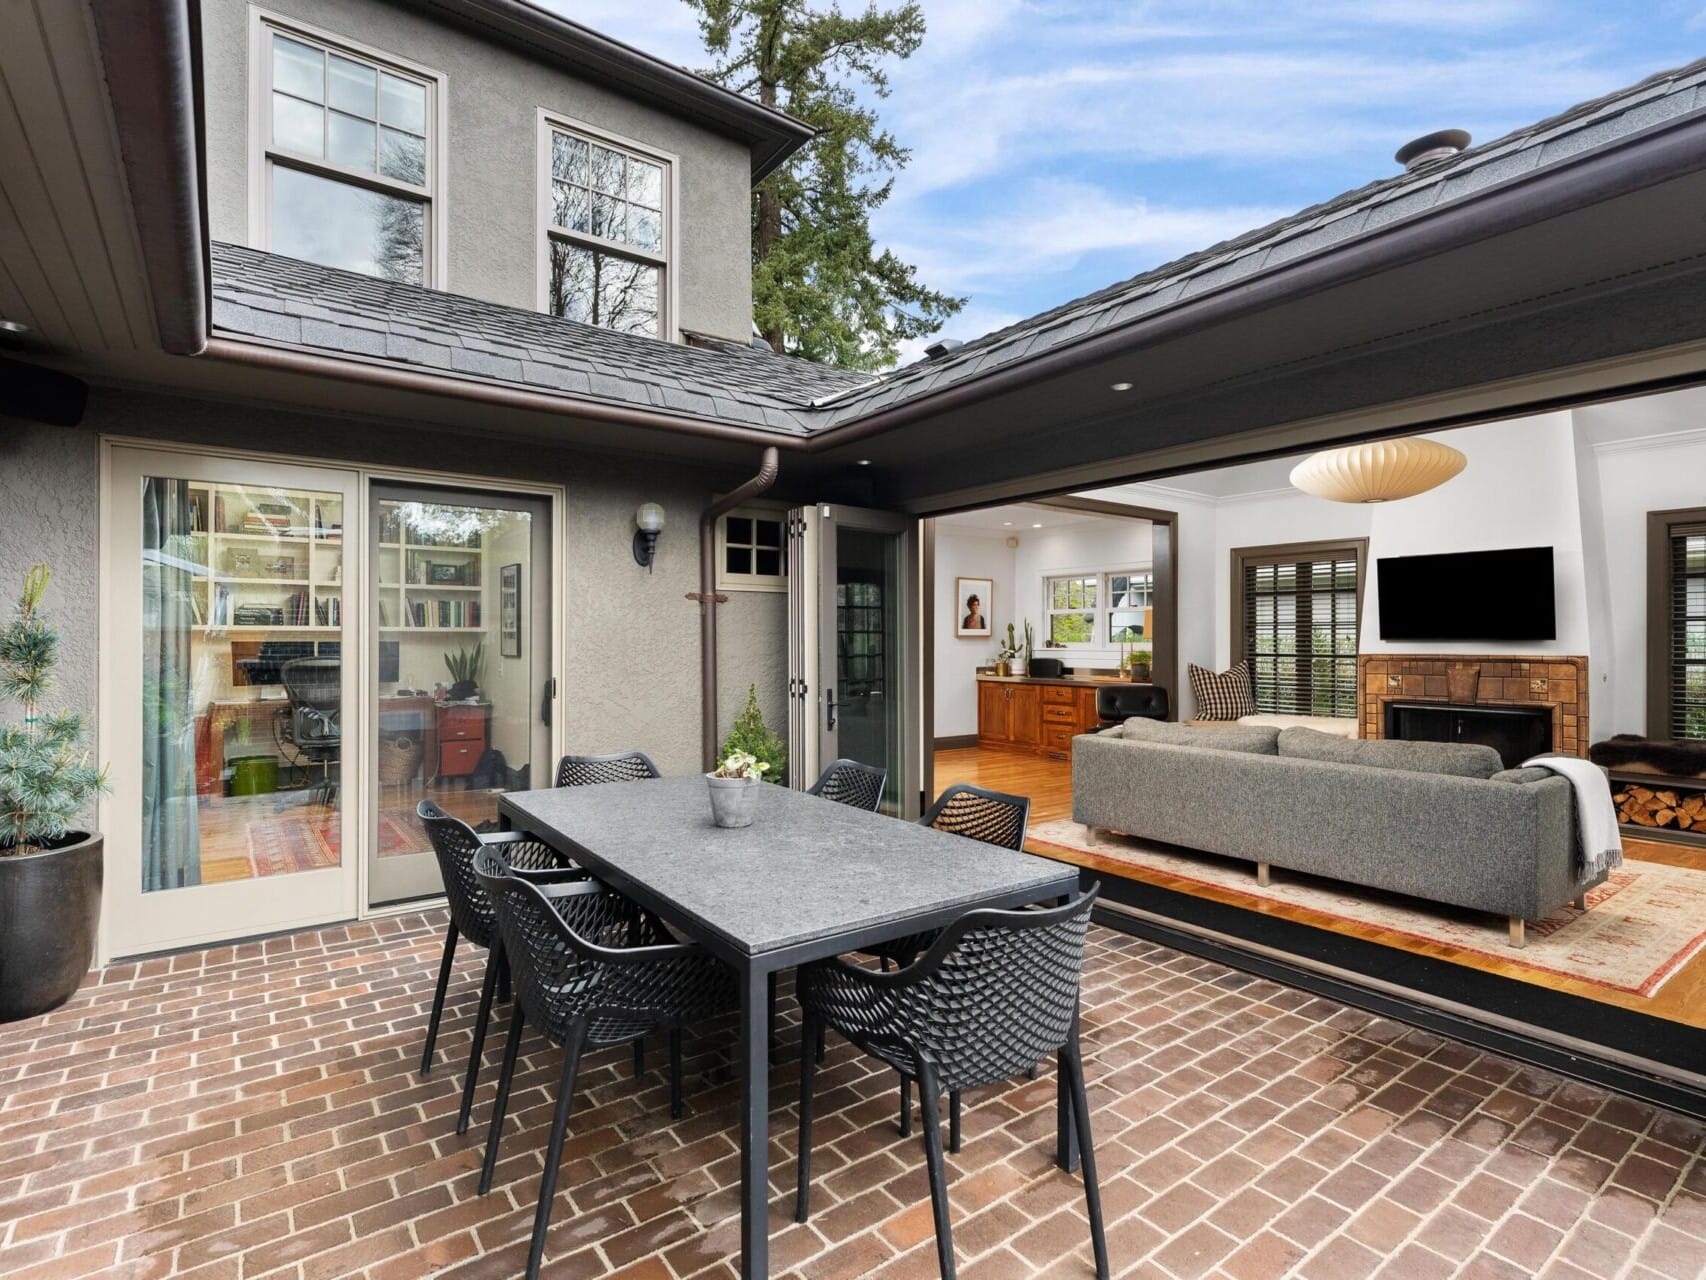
[1290, 437, 1466, 504]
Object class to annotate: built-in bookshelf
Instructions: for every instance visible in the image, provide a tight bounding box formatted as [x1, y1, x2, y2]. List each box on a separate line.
[184, 482, 343, 635]
[176, 490, 491, 638]
[376, 500, 487, 634]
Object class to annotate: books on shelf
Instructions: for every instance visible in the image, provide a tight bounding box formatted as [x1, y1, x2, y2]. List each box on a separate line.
[407, 597, 481, 628]
[314, 596, 342, 627]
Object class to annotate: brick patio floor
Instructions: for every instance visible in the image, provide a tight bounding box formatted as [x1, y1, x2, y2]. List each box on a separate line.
[1, 911, 1703, 1280]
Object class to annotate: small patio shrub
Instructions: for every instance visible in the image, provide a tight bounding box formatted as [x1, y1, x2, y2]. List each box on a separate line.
[720, 684, 786, 784]
[0, 565, 107, 853]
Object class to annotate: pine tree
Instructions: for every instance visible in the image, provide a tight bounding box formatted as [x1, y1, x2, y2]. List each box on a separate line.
[719, 683, 788, 784]
[0, 566, 106, 852]
[685, 0, 964, 369]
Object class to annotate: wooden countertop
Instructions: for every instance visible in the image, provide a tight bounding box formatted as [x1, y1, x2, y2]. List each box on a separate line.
[975, 673, 1139, 688]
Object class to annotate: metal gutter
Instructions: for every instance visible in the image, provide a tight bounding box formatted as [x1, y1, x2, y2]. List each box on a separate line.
[89, 0, 207, 356]
[798, 106, 1706, 452]
[198, 336, 807, 448]
[693, 449, 781, 770]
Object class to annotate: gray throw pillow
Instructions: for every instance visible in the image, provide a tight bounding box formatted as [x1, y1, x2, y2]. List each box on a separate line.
[1278, 727, 1502, 779]
[1122, 718, 1280, 755]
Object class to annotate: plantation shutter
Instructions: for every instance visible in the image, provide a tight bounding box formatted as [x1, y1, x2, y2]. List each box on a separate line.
[1668, 523, 1706, 740]
[1240, 550, 1361, 717]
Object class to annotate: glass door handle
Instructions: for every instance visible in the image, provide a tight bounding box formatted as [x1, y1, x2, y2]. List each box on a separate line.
[540, 676, 556, 727]
[826, 688, 838, 731]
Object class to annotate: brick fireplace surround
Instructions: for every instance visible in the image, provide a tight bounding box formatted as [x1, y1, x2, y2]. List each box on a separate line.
[1357, 655, 1590, 757]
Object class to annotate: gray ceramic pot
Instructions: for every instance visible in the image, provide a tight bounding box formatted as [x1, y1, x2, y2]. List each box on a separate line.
[705, 774, 760, 828]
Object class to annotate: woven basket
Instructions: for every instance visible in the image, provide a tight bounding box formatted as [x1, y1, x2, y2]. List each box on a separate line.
[378, 733, 422, 785]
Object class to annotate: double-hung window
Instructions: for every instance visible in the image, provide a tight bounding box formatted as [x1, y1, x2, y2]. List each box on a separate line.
[1231, 540, 1365, 717]
[255, 19, 439, 284]
[1648, 509, 1706, 740]
[1108, 571, 1153, 645]
[1043, 570, 1153, 646]
[1045, 576, 1098, 646]
[542, 119, 671, 338]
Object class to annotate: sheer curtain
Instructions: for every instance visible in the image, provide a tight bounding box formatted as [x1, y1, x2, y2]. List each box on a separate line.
[141, 477, 202, 891]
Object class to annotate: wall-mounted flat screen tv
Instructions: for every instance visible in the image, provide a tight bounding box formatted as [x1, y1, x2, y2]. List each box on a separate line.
[1377, 546, 1555, 641]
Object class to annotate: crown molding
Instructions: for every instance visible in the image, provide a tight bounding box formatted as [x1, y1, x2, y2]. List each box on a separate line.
[1590, 424, 1706, 456]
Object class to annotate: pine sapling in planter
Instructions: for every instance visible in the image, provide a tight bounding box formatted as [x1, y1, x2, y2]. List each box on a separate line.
[0, 565, 109, 1023]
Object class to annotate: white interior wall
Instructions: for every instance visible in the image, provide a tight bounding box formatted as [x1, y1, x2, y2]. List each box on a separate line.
[1576, 411, 1706, 738]
[1011, 519, 1153, 663]
[1359, 414, 1592, 658]
[932, 528, 1015, 738]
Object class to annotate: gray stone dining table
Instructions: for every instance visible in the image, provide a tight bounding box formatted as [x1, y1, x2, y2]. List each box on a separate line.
[499, 775, 1082, 1280]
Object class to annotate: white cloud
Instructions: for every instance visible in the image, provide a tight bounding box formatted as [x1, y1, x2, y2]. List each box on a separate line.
[880, 178, 1290, 295]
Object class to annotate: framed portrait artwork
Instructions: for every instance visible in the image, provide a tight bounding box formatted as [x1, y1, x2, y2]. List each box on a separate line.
[500, 563, 522, 658]
[955, 576, 994, 637]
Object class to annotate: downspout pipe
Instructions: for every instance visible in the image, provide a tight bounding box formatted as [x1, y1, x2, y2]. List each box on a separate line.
[693, 447, 780, 770]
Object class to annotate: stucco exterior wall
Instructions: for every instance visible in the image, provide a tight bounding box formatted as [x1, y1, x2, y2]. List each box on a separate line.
[0, 419, 100, 730]
[200, 0, 755, 342]
[0, 388, 785, 781]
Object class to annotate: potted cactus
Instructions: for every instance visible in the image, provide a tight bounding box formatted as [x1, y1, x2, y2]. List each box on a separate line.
[0, 566, 108, 1023]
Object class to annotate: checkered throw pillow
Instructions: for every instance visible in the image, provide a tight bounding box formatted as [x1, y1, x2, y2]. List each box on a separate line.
[1189, 662, 1256, 721]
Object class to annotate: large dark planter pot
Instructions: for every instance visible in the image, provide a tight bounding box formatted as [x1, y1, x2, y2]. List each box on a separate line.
[0, 832, 103, 1023]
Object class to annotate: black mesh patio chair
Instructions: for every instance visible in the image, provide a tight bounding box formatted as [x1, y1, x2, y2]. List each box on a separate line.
[553, 748, 663, 1075]
[796, 886, 1108, 1280]
[554, 750, 661, 787]
[472, 848, 738, 1280]
[806, 758, 887, 811]
[866, 784, 1032, 970]
[415, 801, 585, 1133]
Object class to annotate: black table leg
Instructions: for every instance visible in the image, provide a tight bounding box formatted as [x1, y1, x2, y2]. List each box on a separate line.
[1056, 1008, 1081, 1173]
[740, 962, 770, 1279]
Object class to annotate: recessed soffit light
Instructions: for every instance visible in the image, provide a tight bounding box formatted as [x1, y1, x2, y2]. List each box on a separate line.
[855, 459, 871, 466]
[1110, 381, 1133, 392]
[0, 318, 31, 335]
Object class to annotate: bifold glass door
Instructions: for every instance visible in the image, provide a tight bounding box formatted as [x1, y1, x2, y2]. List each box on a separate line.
[787, 505, 920, 816]
[365, 483, 554, 908]
[105, 446, 360, 957]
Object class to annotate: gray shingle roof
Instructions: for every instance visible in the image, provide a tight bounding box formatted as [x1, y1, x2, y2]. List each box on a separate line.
[812, 53, 1706, 426]
[208, 243, 874, 433]
[210, 54, 1706, 436]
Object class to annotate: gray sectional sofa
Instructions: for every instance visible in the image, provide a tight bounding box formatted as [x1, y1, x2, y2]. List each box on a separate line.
[1072, 720, 1603, 946]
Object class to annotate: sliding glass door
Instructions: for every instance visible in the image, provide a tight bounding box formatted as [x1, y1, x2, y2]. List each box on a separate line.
[365, 483, 554, 908]
[104, 446, 360, 957]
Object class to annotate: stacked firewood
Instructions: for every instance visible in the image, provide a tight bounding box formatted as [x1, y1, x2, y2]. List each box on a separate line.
[1613, 782, 1706, 830]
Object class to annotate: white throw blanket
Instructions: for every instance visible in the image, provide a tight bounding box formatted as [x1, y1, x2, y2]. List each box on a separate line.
[1521, 754, 1624, 882]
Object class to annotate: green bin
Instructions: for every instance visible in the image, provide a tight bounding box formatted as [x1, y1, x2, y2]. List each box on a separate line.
[229, 755, 279, 796]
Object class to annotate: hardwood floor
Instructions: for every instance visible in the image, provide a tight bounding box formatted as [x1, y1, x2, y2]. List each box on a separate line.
[193, 783, 497, 884]
[934, 745, 1706, 1029]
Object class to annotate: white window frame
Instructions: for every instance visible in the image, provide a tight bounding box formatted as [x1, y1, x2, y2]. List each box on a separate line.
[1040, 565, 1155, 649]
[716, 503, 788, 593]
[1106, 567, 1154, 646]
[247, 9, 449, 287]
[1043, 573, 1099, 649]
[536, 109, 681, 342]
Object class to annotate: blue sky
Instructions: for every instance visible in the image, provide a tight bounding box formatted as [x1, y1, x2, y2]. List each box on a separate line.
[551, 2, 1702, 363]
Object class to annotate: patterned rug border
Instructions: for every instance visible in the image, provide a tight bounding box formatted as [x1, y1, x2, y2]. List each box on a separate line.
[1029, 821, 1706, 998]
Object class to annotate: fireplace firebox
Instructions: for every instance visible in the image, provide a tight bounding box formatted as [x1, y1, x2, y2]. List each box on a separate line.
[1384, 702, 1553, 769]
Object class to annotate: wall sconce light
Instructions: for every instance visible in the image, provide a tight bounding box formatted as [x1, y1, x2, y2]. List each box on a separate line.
[633, 502, 666, 571]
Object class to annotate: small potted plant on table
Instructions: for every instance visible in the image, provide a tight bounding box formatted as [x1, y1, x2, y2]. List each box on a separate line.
[0, 566, 108, 1024]
[707, 749, 769, 828]
[444, 642, 483, 700]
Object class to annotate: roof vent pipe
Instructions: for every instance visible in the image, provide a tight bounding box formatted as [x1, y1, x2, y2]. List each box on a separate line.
[1395, 129, 1471, 172]
[923, 337, 964, 361]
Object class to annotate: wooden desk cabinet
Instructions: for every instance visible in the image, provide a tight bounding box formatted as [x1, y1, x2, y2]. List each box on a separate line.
[976, 677, 1103, 760]
[436, 703, 491, 779]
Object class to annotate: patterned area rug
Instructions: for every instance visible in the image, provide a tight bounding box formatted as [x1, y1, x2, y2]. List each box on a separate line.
[249, 812, 420, 874]
[1029, 819, 1706, 997]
